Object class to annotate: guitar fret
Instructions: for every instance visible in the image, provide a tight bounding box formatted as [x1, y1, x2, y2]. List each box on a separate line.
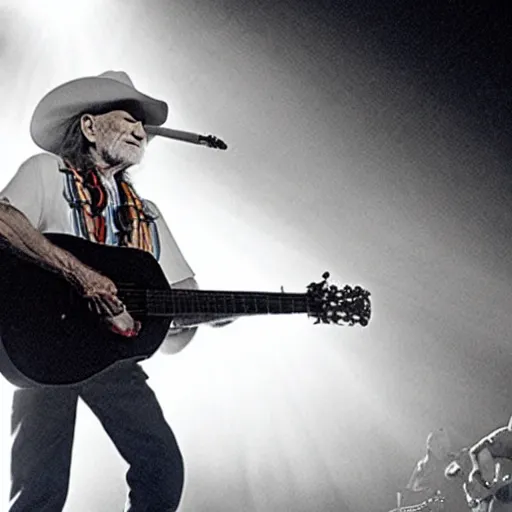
[145, 290, 313, 319]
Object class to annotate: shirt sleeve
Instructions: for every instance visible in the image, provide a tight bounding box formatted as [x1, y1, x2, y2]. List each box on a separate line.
[0, 153, 61, 231]
[146, 200, 195, 285]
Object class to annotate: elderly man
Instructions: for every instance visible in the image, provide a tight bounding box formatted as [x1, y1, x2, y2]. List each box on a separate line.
[0, 71, 229, 511]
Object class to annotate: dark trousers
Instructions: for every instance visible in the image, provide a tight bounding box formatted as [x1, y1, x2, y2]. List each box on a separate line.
[9, 362, 184, 512]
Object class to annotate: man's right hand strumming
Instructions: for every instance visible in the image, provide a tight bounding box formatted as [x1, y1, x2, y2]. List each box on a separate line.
[69, 264, 141, 337]
[0, 200, 140, 337]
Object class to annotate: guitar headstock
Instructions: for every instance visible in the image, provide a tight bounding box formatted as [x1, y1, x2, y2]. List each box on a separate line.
[306, 272, 371, 327]
[198, 134, 228, 150]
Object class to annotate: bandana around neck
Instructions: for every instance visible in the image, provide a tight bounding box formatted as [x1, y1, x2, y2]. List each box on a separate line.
[60, 160, 161, 260]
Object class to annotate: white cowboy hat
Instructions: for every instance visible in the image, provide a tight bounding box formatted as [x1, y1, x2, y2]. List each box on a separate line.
[30, 70, 168, 153]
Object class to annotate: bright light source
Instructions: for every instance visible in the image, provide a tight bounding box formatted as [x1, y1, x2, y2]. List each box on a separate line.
[12, 0, 101, 30]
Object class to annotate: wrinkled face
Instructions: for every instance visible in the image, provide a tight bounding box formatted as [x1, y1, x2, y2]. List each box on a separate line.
[81, 109, 147, 168]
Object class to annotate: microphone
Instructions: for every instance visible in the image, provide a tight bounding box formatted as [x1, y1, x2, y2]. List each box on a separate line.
[145, 125, 228, 150]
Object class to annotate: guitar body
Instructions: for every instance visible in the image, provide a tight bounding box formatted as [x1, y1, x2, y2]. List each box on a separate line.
[0, 234, 172, 387]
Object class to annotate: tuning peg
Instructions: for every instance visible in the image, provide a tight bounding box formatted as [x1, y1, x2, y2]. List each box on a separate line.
[198, 134, 228, 150]
[306, 273, 372, 327]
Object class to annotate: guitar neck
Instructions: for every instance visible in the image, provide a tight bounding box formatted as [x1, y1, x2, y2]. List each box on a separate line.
[142, 289, 311, 318]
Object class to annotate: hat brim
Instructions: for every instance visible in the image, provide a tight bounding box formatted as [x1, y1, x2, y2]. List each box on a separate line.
[30, 76, 168, 153]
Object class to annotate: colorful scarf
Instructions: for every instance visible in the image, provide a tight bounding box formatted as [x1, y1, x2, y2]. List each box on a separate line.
[61, 161, 160, 259]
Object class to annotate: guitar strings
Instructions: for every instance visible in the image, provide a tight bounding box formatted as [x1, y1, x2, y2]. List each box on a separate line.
[118, 289, 360, 312]
[121, 292, 311, 317]
[113, 286, 366, 321]
[117, 288, 310, 299]
[116, 288, 357, 303]
[123, 297, 310, 312]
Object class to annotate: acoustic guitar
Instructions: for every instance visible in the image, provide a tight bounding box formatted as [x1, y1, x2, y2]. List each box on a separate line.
[0, 233, 371, 387]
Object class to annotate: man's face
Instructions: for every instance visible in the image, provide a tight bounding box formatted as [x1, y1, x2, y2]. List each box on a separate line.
[85, 109, 147, 168]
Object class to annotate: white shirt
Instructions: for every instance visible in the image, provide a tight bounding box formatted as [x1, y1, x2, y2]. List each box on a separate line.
[0, 152, 194, 286]
[98, 172, 122, 246]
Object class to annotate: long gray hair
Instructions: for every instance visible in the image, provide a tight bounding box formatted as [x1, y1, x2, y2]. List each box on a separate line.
[57, 113, 94, 172]
[56, 100, 145, 174]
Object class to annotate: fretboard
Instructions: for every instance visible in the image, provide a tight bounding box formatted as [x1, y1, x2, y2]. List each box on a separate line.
[139, 289, 311, 317]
